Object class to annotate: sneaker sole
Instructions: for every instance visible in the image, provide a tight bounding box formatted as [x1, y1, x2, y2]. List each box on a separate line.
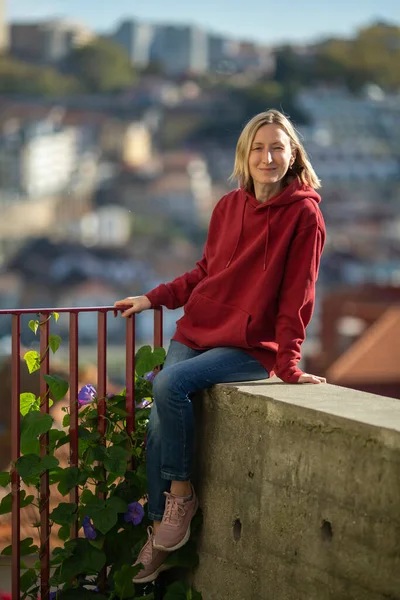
[133, 562, 172, 584]
[153, 500, 199, 552]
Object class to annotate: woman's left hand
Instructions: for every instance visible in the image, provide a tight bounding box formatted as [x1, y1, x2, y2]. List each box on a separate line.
[298, 373, 326, 384]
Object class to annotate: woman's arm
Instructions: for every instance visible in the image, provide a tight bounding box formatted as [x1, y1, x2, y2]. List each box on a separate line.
[144, 254, 208, 310]
[274, 222, 325, 383]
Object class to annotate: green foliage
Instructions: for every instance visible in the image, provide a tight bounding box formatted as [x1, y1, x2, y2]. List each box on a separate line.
[63, 38, 135, 93]
[3, 318, 202, 598]
[0, 56, 81, 96]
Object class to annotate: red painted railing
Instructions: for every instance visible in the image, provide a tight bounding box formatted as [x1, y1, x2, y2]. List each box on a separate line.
[0, 306, 163, 600]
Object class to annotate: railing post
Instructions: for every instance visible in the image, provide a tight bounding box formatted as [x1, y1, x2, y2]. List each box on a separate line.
[125, 315, 136, 468]
[69, 312, 79, 538]
[39, 313, 50, 600]
[11, 314, 21, 600]
[153, 308, 163, 349]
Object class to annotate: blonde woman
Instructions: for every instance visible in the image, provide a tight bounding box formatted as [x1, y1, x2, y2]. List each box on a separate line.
[115, 109, 326, 583]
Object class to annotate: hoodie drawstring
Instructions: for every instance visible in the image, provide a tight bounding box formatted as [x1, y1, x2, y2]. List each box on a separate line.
[263, 206, 271, 271]
[225, 199, 272, 270]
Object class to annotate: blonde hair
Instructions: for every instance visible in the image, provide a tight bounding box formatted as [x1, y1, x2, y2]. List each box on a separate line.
[230, 109, 321, 191]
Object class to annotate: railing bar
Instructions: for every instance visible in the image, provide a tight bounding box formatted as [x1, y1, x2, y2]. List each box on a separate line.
[11, 314, 21, 600]
[125, 316, 135, 469]
[97, 312, 107, 437]
[39, 314, 50, 600]
[69, 312, 79, 538]
[0, 306, 127, 316]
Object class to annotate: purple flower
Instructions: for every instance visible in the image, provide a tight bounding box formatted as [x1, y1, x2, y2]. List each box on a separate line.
[78, 384, 97, 407]
[136, 398, 152, 409]
[145, 371, 155, 384]
[82, 515, 97, 539]
[124, 501, 144, 525]
[49, 593, 58, 600]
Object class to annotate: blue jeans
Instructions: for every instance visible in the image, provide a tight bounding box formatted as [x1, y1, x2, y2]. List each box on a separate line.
[146, 340, 269, 520]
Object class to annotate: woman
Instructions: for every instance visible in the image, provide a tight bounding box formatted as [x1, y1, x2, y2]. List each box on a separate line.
[114, 109, 326, 583]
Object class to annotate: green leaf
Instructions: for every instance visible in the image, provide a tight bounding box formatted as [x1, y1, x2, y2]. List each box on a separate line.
[58, 523, 71, 541]
[50, 502, 77, 526]
[20, 568, 37, 593]
[0, 472, 10, 487]
[40, 455, 59, 471]
[107, 495, 127, 513]
[43, 374, 69, 401]
[57, 467, 80, 496]
[62, 413, 70, 427]
[164, 581, 202, 600]
[16, 454, 41, 480]
[58, 538, 106, 581]
[91, 505, 118, 535]
[49, 334, 62, 354]
[153, 346, 166, 366]
[24, 350, 41, 374]
[20, 491, 35, 508]
[20, 412, 53, 453]
[58, 589, 107, 600]
[103, 445, 130, 476]
[0, 492, 12, 515]
[1, 537, 39, 557]
[113, 563, 137, 598]
[20, 392, 39, 416]
[52, 311, 60, 322]
[28, 319, 39, 334]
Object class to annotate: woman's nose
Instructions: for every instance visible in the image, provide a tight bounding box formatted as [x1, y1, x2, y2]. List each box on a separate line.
[262, 150, 273, 163]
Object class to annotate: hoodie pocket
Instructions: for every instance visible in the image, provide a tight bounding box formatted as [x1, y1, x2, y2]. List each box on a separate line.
[176, 292, 251, 348]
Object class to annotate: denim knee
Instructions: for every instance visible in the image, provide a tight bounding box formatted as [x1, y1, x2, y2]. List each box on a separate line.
[152, 367, 182, 410]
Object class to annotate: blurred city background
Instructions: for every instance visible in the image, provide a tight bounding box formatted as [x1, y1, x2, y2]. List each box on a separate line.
[0, 0, 399, 403]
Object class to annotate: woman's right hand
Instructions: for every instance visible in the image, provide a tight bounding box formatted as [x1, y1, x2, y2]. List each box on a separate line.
[114, 295, 152, 318]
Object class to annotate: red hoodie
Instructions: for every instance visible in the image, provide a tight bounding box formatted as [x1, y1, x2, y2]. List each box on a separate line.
[145, 179, 325, 383]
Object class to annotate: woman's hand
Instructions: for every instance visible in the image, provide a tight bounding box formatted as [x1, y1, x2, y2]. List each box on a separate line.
[298, 372, 326, 384]
[114, 296, 151, 318]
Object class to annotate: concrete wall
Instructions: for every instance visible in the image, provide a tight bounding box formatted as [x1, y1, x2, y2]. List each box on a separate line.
[192, 378, 400, 600]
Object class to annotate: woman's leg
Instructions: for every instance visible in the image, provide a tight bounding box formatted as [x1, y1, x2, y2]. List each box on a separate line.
[151, 346, 269, 550]
[146, 341, 202, 522]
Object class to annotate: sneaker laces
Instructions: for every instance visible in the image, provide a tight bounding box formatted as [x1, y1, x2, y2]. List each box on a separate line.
[162, 493, 186, 526]
[138, 526, 155, 564]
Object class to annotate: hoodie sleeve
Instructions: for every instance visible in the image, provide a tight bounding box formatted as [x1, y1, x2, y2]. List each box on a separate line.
[144, 253, 208, 310]
[274, 221, 325, 383]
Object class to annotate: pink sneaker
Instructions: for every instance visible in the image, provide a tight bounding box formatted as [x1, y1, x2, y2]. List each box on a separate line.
[153, 485, 198, 552]
[133, 526, 171, 584]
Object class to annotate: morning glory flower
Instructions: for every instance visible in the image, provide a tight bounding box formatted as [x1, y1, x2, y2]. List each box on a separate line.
[145, 371, 155, 384]
[78, 384, 97, 407]
[136, 398, 152, 409]
[82, 516, 97, 539]
[124, 501, 144, 525]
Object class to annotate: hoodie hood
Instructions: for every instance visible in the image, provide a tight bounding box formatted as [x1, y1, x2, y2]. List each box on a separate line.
[244, 178, 321, 208]
[226, 179, 321, 270]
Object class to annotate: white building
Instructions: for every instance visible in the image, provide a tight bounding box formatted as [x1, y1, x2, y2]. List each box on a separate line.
[0, 119, 89, 198]
[0, 0, 9, 53]
[111, 20, 154, 68]
[151, 25, 208, 75]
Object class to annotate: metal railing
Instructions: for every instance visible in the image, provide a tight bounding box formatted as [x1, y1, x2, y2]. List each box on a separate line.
[0, 305, 163, 599]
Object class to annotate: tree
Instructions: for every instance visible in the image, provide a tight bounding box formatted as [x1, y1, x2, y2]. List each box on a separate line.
[63, 38, 135, 93]
[0, 57, 81, 96]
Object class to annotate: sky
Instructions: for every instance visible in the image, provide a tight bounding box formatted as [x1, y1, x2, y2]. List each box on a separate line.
[6, 0, 400, 45]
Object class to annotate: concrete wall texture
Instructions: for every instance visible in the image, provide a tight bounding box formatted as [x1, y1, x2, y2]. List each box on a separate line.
[192, 378, 400, 600]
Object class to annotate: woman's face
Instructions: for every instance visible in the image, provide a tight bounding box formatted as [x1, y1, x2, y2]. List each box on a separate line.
[248, 124, 294, 188]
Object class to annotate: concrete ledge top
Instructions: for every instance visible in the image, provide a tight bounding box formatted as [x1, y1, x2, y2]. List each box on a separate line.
[218, 377, 400, 434]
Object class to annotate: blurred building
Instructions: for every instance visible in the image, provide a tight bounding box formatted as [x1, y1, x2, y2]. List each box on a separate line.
[0, 118, 86, 197]
[150, 25, 208, 75]
[10, 18, 94, 64]
[305, 284, 400, 399]
[111, 19, 154, 68]
[0, 0, 9, 53]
